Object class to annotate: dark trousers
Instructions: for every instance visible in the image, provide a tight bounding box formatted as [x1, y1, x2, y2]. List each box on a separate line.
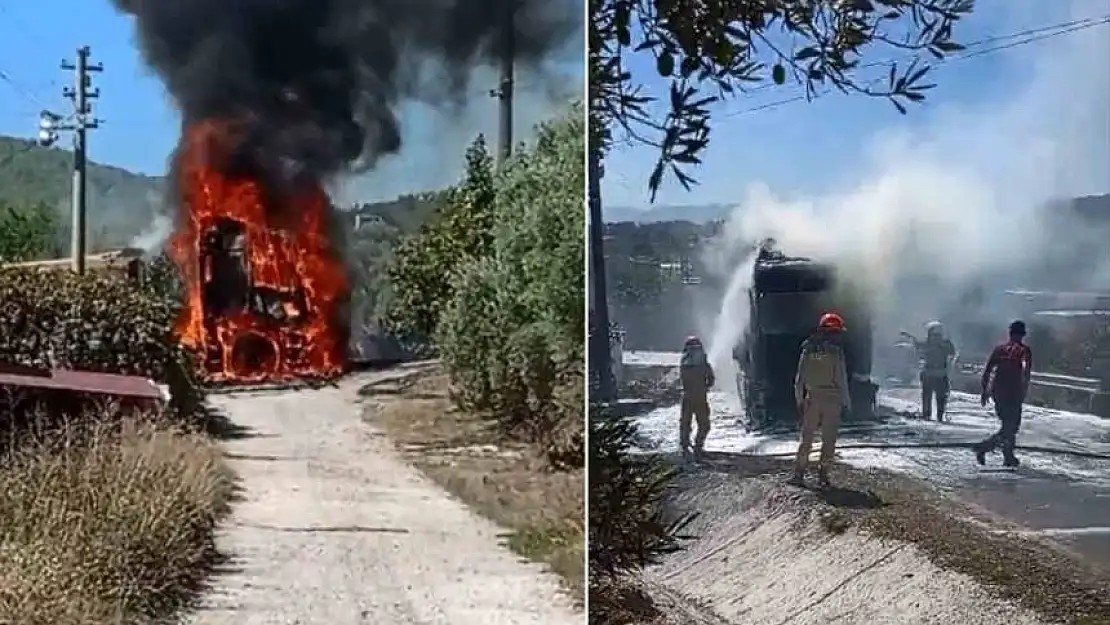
[921, 373, 949, 419]
[679, 393, 710, 451]
[978, 396, 1023, 459]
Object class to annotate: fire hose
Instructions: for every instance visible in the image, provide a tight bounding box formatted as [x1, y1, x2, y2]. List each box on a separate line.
[748, 441, 1110, 462]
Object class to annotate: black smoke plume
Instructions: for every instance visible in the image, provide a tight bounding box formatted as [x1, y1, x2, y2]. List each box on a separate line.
[111, 0, 580, 187]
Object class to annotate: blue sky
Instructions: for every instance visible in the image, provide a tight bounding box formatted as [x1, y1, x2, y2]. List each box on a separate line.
[0, 0, 583, 203]
[603, 0, 1108, 208]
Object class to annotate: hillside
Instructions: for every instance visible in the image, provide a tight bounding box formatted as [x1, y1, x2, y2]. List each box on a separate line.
[0, 134, 445, 252]
[605, 203, 730, 224]
[0, 135, 165, 250]
[607, 194, 1110, 225]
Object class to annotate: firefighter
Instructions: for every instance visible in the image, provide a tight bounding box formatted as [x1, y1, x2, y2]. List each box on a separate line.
[732, 342, 746, 399]
[901, 321, 958, 421]
[679, 335, 715, 459]
[974, 320, 1033, 467]
[890, 338, 918, 386]
[789, 312, 852, 487]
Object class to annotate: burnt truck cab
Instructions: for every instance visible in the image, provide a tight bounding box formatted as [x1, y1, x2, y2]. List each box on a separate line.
[734, 248, 878, 431]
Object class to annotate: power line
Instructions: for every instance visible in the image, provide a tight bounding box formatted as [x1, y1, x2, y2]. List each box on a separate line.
[0, 0, 58, 103]
[741, 15, 1105, 98]
[722, 15, 1110, 119]
[0, 67, 47, 108]
[610, 15, 1110, 151]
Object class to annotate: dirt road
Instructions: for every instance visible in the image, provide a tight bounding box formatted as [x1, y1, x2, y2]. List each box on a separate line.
[186, 366, 581, 625]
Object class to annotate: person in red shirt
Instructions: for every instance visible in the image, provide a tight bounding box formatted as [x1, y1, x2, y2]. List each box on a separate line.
[974, 320, 1033, 467]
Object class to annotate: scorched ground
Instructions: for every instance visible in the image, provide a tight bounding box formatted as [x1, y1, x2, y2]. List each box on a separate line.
[169, 120, 349, 384]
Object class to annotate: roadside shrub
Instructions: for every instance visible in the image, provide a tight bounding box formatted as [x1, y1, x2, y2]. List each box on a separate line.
[385, 136, 496, 343]
[0, 267, 202, 420]
[437, 257, 502, 413]
[588, 407, 692, 580]
[142, 250, 185, 305]
[434, 104, 585, 465]
[588, 404, 693, 623]
[545, 367, 586, 470]
[0, 201, 60, 262]
[388, 103, 584, 467]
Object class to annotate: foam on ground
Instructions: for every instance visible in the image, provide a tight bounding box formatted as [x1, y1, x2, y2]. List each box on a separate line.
[627, 350, 1110, 489]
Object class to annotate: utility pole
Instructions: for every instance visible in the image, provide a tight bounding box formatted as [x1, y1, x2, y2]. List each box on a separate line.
[38, 46, 102, 274]
[589, 147, 616, 403]
[492, 0, 515, 165]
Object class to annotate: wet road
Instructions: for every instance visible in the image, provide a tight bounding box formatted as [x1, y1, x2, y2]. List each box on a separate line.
[627, 351, 1110, 570]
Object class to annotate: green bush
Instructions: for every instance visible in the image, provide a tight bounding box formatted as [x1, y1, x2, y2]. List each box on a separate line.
[588, 407, 692, 580]
[0, 202, 60, 262]
[436, 257, 502, 412]
[0, 267, 201, 420]
[387, 104, 585, 467]
[142, 251, 185, 305]
[433, 105, 585, 464]
[588, 406, 694, 623]
[385, 137, 496, 342]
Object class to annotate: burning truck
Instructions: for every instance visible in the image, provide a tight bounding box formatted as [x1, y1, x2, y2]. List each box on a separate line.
[734, 245, 878, 432]
[107, 0, 577, 387]
[169, 120, 349, 385]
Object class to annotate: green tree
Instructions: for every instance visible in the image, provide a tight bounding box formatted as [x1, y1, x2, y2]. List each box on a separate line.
[590, 0, 975, 198]
[610, 256, 666, 305]
[385, 136, 496, 341]
[0, 202, 61, 262]
[436, 105, 585, 465]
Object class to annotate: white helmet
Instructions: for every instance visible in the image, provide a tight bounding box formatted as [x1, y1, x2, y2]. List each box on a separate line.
[925, 321, 944, 338]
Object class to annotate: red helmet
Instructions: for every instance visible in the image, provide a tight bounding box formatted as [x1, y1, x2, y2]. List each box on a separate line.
[818, 312, 845, 331]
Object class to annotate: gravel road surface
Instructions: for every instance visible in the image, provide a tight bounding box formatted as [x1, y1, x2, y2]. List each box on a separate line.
[185, 367, 581, 625]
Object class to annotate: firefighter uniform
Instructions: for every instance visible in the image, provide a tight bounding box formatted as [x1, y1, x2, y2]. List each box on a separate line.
[679, 336, 715, 457]
[791, 313, 851, 486]
[905, 322, 958, 421]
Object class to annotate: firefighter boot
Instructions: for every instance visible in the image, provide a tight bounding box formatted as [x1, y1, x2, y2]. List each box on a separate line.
[787, 469, 806, 487]
[1001, 434, 1020, 467]
[817, 467, 831, 488]
[972, 443, 987, 466]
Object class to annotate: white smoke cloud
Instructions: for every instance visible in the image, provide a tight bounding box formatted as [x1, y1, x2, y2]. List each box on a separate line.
[702, 1, 1110, 380]
[128, 213, 173, 253]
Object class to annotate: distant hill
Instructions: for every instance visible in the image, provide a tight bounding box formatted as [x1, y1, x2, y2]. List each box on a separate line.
[0, 135, 446, 252]
[605, 203, 730, 224]
[607, 194, 1110, 226]
[0, 135, 166, 250]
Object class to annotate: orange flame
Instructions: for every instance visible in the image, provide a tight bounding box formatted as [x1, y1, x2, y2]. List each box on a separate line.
[168, 119, 348, 384]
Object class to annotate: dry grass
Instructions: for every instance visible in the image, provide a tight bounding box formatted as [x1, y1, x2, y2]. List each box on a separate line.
[0, 416, 234, 625]
[361, 364, 585, 603]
